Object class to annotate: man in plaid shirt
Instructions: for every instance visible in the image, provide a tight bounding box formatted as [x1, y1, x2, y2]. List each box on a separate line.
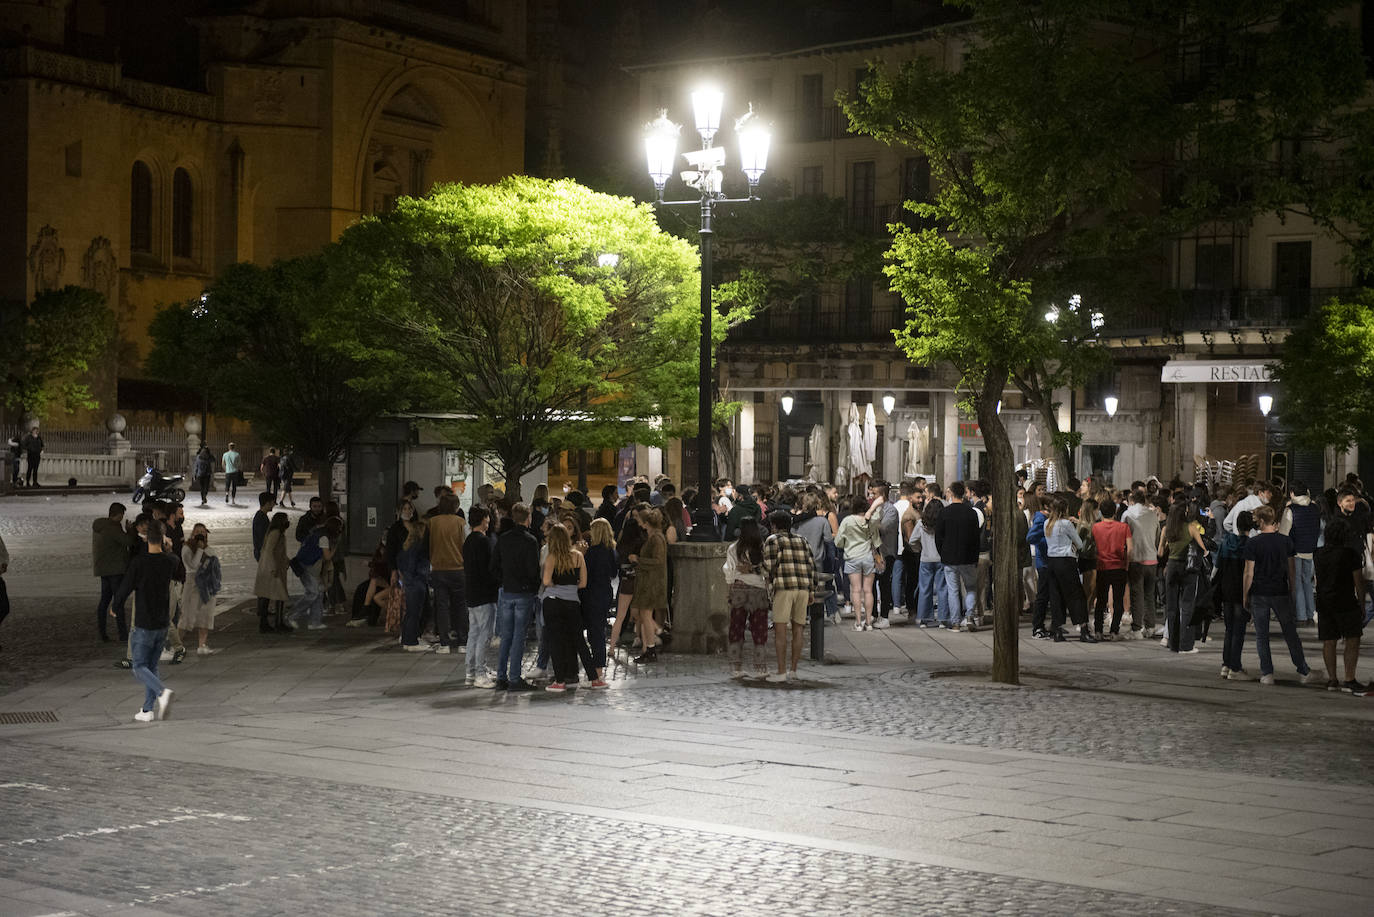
[762, 510, 817, 683]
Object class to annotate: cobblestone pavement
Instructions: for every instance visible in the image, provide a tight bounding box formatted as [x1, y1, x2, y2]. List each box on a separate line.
[591, 666, 1374, 788]
[0, 741, 1261, 917]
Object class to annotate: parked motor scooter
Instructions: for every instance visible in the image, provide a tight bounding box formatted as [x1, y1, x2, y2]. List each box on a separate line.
[132, 465, 186, 504]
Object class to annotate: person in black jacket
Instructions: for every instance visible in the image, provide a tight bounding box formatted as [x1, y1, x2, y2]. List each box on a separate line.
[252, 492, 275, 561]
[296, 497, 324, 543]
[463, 507, 499, 686]
[113, 519, 178, 722]
[490, 503, 540, 691]
[935, 481, 983, 632]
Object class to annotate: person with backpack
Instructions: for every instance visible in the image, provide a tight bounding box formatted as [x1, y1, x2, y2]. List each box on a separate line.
[179, 523, 222, 655]
[290, 516, 341, 631]
[278, 449, 298, 508]
[1280, 482, 1322, 626]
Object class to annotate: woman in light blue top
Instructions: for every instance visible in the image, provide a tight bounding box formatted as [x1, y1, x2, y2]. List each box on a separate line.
[1043, 496, 1096, 643]
[835, 495, 881, 631]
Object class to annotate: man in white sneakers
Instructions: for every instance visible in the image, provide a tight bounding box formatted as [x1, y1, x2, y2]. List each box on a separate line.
[113, 519, 177, 722]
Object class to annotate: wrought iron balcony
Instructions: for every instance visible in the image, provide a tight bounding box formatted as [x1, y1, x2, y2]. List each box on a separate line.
[1105, 287, 1357, 336]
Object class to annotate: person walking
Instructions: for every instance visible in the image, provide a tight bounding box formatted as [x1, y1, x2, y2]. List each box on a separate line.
[112, 519, 177, 722]
[725, 518, 771, 678]
[92, 502, 135, 643]
[463, 507, 498, 686]
[192, 446, 214, 506]
[20, 426, 43, 487]
[761, 510, 817, 683]
[490, 503, 540, 690]
[278, 449, 298, 507]
[254, 513, 290, 633]
[1242, 504, 1314, 686]
[221, 442, 242, 504]
[179, 523, 222, 655]
[260, 448, 282, 501]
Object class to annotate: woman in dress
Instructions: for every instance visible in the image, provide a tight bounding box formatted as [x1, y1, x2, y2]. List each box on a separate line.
[724, 517, 770, 678]
[630, 506, 668, 663]
[180, 523, 221, 654]
[254, 513, 291, 633]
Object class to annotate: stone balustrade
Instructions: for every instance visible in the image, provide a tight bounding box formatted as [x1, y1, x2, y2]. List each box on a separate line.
[35, 453, 139, 487]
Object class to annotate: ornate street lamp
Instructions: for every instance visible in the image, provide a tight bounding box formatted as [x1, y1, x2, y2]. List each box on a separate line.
[780, 391, 795, 416]
[1258, 393, 1273, 417]
[1104, 395, 1119, 418]
[644, 89, 771, 532]
[881, 391, 896, 415]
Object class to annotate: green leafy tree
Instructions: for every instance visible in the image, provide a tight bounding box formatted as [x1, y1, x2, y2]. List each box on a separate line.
[1272, 291, 1374, 452]
[0, 285, 114, 436]
[331, 177, 720, 502]
[844, 0, 1368, 683]
[146, 256, 414, 497]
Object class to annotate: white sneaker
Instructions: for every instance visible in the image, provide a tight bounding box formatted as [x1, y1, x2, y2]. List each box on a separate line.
[894, 606, 907, 617]
[196, 646, 218, 656]
[731, 668, 746, 679]
[841, 603, 853, 618]
[464, 673, 475, 685]
[787, 670, 800, 682]
[853, 621, 864, 631]
[529, 667, 549, 680]
[1152, 625, 1165, 637]
[456, 645, 466, 654]
[154, 688, 174, 720]
[159, 649, 174, 662]
[473, 675, 495, 688]
[133, 709, 155, 723]
[1299, 670, 1315, 685]
[345, 618, 367, 628]
[421, 632, 439, 644]
[1179, 648, 1199, 654]
[1159, 637, 1169, 647]
[306, 623, 327, 631]
[1228, 669, 1256, 681]
[874, 617, 890, 629]
[1125, 629, 1141, 641]
[1259, 674, 1275, 685]
[403, 643, 429, 652]
[434, 646, 452, 655]
[1220, 666, 1231, 678]
[765, 672, 788, 683]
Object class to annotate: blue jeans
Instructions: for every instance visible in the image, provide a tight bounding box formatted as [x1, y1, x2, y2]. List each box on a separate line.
[944, 563, 978, 624]
[1293, 556, 1315, 622]
[292, 566, 324, 626]
[130, 626, 167, 712]
[1250, 594, 1310, 678]
[466, 602, 496, 677]
[917, 561, 943, 623]
[496, 590, 537, 682]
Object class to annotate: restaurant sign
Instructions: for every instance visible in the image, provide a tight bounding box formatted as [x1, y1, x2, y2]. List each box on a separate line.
[1160, 361, 1274, 384]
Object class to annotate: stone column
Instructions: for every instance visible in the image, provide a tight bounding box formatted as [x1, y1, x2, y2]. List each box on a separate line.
[106, 414, 130, 456]
[184, 415, 201, 474]
[737, 399, 755, 484]
[668, 541, 729, 654]
[941, 393, 960, 486]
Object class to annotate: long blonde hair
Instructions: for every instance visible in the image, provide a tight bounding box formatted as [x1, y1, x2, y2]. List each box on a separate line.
[547, 523, 578, 574]
[589, 517, 615, 549]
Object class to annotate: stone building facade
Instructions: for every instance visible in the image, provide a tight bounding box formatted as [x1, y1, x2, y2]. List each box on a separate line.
[1, 0, 527, 421]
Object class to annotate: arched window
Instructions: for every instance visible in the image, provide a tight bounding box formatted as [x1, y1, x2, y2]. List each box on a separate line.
[172, 168, 193, 259]
[130, 161, 152, 253]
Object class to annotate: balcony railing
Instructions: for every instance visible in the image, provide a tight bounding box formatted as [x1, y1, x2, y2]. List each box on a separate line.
[1106, 287, 1357, 336]
[728, 305, 902, 344]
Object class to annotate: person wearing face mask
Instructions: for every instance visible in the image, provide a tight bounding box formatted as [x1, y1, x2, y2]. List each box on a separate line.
[180, 523, 222, 655]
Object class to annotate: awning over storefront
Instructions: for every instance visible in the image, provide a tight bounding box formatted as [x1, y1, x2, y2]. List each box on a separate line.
[1160, 360, 1274, 384]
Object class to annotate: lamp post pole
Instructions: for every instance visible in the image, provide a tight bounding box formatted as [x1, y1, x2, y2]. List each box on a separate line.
[644, 91, 770, 529]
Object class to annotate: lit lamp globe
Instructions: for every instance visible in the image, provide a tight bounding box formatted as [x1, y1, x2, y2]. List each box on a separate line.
[881, 392, 896, 415]
[1258, 393, 1274, 417]
[780, 392, 795, 415]
[1104, 396, 1118, 418]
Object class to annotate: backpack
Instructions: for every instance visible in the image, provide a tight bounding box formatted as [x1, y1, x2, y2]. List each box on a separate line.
[290, 529, 325, 576]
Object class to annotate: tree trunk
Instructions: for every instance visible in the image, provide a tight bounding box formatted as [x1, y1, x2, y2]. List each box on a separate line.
[978, 366, 1020, 686]
[576, 449, 588, 494]
[317, 460, 333, 501]
[501, 458, 524, 505]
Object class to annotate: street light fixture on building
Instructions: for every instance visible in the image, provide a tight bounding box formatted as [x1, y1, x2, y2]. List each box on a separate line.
[1104, 395, 1118, 418]
[1258, 393, 1274, 417]
[780, 391, 795, 416]
[643, 89, 771, 529]
[881, 391, 896, 415]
